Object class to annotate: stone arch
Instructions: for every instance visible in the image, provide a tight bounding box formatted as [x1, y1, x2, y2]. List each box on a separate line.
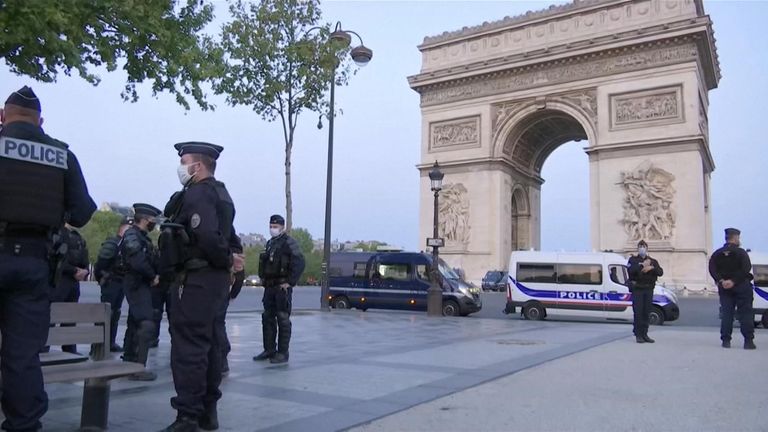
[510, 186, 530, 251]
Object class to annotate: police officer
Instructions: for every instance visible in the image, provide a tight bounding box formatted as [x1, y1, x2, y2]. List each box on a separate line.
[0, 86, 96, 431]
[709, 228, 756, 350]
[121, 203, 162, 381]
[93, 217, 132, 352]
[627, 240, 664, 344]
[50, 223, 90, 354]
[161, 142, 244, 432]
[253, 215, 305, 365]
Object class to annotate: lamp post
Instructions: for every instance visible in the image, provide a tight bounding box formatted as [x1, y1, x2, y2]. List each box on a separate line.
[317, 22, 373, 310]
[427, 161, 444, 316]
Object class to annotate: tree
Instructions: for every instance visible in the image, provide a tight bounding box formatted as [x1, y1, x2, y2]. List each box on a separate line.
[291, 227, 315, 255]
[78, 211, 123, 263]
[0, 0, 219, 110]
[213, 0, 350, 230]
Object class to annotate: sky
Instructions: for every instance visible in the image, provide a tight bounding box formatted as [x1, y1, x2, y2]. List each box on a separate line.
[1, 0, 766, 252]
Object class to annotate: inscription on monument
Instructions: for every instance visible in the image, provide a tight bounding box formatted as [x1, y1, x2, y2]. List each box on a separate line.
[430, 116, 480, 151]
[611, 86, 682, 129]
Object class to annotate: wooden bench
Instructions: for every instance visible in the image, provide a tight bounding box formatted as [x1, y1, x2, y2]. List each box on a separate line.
[2, 303, 145, 431]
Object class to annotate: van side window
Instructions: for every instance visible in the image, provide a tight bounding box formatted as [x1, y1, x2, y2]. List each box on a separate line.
[557, 264, 602, 285]
[608, 265, 628, 285]
[377, 263, 410, 281]
[754, 265, 768, 287]
[517, 263, 556, 283]
[416, 265, 430, 281]
[353, 262, 367, 279]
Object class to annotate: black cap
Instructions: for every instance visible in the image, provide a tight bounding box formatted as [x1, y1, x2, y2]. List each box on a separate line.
[637, 240, 648, 247]
[174, 141, 224, 160]
[270, 214, 285, 226]
[725, 228, 741, 237]
[5, 86, 41, 112]
[133, 203, 162, 217]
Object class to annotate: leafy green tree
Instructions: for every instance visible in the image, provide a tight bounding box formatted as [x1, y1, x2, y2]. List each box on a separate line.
[291, 227, 315, 255]
[243, 245, 264, 276]
[78, 211, 123, 263]
[213, 0, 350, 230]
[0, 0, 218, 110]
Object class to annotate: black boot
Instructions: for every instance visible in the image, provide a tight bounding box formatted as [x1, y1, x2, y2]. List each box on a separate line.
[270, 352, 289, 364]
[161, 416, 200, 432]
[199, 404, 219, 431]
[642, 333, 655, 343]
[253, 350, 275, 361]
[635, 335, 646, 344]
[721, 339, 731, 348]
[744, 339, 757, 350]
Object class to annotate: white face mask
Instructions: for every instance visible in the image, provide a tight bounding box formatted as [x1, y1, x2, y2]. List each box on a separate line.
[177, 163, 196, 186]
[638, 247, 647, 257]
[269, 227, 282, 238]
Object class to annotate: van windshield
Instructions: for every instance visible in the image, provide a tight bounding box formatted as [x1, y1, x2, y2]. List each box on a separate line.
[438, 260, 460, 280]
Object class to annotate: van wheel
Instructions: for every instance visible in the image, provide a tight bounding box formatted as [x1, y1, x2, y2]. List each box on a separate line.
[649, 307, 665, 326]
[762, 311, 768, 329]
[331, 296, 350, 310]
[522, 303, 545, 321]
[442, 300, 460, 316]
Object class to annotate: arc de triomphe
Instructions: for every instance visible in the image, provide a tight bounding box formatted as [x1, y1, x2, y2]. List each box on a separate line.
[409, 0, 720, 291]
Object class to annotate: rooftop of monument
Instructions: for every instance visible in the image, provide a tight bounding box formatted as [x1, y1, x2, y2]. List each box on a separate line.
[420, 0, 705, 48]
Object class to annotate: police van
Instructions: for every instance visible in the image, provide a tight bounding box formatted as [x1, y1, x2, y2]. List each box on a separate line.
[749, 252, 768, 328]
[503, 251, 679, 325]
[328, 252, 482, 316]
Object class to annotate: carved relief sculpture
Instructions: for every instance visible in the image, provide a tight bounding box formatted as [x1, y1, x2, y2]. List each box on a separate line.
[430, 117, 480, 151]
[439, 183, 471, 248]
[611, 86, 683, 129]
[618, 161, 676, 242]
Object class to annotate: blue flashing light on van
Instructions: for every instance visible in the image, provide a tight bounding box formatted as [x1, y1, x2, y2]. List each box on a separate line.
[327, 252, 482, 316]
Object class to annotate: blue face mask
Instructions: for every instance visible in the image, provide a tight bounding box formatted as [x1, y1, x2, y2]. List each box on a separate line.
[638, 247, 647, 257]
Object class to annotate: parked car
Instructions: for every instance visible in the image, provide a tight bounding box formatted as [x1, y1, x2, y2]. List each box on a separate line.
[482, 270, 507, 291]
[244, 274, 261, 286]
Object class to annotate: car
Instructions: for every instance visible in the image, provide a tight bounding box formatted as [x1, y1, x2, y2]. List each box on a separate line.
[481, 270, 507, 291]
[244, 274, 261, 286]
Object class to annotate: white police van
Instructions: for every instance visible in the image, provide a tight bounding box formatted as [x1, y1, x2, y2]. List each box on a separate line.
[749, 252, 768, 328]
[503, 251, 679, 325]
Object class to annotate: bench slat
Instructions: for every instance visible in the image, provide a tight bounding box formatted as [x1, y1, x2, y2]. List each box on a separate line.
[43, 360, 144, 383]
[46, 326, 105, 346]
[40, 351, 88, 366]
[50, 303, 110, 324]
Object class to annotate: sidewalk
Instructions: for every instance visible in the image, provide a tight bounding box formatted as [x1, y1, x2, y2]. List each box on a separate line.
[33, 310, 765, 431]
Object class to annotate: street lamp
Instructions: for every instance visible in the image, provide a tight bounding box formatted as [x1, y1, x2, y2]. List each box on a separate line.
[427, 161, 444, 316]
[317, 22, 373, 311]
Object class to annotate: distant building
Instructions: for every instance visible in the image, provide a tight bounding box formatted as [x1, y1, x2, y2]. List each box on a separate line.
[99, 202, 133, 218]
[240, 233, 267, 248]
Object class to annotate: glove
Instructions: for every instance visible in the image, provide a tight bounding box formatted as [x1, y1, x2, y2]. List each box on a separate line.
[230, 270, 245, 300]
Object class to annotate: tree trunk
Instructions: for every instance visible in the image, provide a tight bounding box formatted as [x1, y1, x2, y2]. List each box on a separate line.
[285, 132, 293, 232]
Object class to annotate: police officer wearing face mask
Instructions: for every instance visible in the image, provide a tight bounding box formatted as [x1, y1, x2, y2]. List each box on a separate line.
[0, 86, 96, 431]
[94, 217, 133, 352]
[121, 203, 162, 381]
[50, 223, 90, 354]
[253, 215, 306, 365]
[627, 240, 663, 344]
[709, 228, 756, 350]
[160, 142, 244, 432]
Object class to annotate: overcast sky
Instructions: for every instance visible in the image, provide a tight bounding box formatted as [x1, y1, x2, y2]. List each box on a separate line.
[1, 0, 765, 253]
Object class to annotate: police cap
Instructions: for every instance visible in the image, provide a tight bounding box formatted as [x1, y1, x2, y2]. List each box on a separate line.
[174, 141, 223, 160]
[270, 214, 285, 226]
[5, 86, 41, 112]
[133, 203, 162, 218]
[725, 228, 741, 237]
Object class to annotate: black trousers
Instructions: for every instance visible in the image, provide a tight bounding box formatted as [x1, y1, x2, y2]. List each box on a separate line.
[262, 284, 292, 355]
[123, 276, 155, 365]
[214, 296, 231, 362]
[50, 278, 80, 353]
[151, 283, 171, 342]
[100, 276, 125, 347]
[720, 281, 754, 341]
[0, 253, 50, 432]
[169, 269, 229, 418]
[632, 287, 653, 336]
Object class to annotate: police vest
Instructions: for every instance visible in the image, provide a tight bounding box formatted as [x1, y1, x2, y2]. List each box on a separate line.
[259, 236, 289, 280]
[0, 125, 67, 229]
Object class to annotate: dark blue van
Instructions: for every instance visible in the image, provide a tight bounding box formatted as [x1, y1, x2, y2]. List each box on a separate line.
[327, 252, 482, 316]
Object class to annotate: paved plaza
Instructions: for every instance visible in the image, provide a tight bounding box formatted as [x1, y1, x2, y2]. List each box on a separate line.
[25, 309, 767, 431]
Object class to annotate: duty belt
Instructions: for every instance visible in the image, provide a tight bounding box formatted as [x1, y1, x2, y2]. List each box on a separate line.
[0, 237, 49, 259]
